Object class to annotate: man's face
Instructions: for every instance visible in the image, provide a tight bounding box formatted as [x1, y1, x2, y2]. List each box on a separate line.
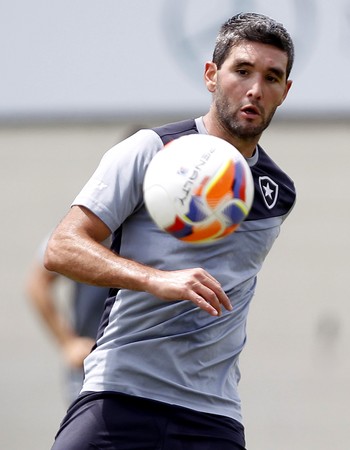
[206, 41, 292, 140]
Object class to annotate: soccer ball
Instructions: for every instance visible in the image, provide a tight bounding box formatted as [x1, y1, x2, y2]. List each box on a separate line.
[143, 134, 254, 244]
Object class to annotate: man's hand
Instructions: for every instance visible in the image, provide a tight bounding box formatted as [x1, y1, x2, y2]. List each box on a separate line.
[146, 267, 232, 317]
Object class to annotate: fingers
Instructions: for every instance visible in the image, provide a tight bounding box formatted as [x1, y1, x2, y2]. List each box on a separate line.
[151, 268, 232, 317]
[188, 291, 221, 316]
[188, 276, 232, 317]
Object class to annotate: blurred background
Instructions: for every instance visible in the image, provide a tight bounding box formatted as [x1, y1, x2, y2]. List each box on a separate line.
[1, 1, 349, 449]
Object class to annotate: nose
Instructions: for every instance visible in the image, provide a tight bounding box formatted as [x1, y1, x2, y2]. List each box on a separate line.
[247, 77, 263, 100]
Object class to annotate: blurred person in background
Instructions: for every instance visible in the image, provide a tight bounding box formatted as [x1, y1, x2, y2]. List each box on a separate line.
[25, 126, 141, 403]
[26, 235, 110, 404]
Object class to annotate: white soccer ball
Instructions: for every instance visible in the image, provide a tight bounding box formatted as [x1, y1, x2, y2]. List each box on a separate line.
[143, 134, 254, 244]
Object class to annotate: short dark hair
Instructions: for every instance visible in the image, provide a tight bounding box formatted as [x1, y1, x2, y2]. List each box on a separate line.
[213, 12, 294, 78]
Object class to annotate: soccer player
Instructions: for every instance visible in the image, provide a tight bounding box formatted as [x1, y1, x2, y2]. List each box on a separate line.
[45, 13, 296, 450]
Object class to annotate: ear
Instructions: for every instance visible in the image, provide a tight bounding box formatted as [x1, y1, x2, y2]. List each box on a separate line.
[204, 61, 218, 93]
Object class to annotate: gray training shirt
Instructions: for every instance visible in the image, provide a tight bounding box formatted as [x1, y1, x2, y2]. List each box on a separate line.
[72, 117, 296, 424]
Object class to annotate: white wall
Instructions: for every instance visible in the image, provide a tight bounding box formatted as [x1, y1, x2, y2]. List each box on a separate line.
[2, 0, 350, 121]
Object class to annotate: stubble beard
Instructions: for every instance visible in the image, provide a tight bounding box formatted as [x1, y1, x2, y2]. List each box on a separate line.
[215, 95, 276, 141]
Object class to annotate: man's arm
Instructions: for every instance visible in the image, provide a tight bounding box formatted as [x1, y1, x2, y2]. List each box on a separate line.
[44, 205, 232, 317]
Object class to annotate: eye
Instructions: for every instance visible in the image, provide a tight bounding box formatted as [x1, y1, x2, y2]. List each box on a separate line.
[266, 75, 278, 83]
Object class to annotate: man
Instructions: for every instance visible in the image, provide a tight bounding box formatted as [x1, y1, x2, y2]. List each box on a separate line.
[26, 237, 109, 403]
[45, 13, 296, 450]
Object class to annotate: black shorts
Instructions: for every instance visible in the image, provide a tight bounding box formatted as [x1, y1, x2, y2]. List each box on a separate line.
[51, 391, 246, 450]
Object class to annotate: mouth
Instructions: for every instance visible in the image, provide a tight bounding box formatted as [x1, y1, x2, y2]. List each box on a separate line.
[240, 104, 261, 118]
